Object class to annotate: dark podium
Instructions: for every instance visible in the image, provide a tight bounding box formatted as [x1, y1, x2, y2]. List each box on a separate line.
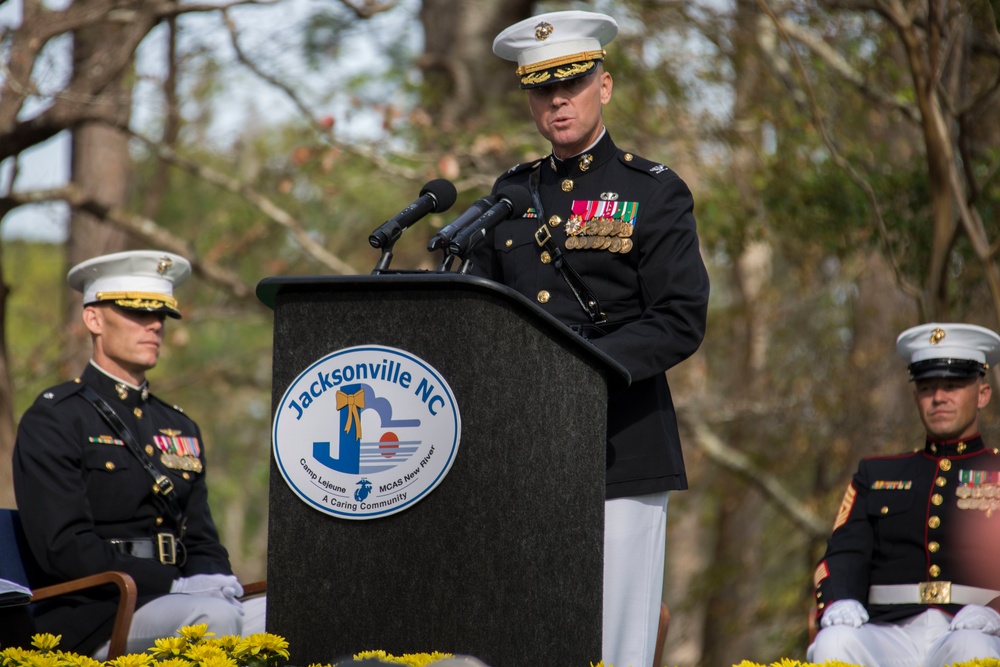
[257, 274, 628, 667]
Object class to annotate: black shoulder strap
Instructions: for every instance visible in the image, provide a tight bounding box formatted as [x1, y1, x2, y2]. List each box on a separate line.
[529, 165, 608, 325]
[78, 385, 187, 537]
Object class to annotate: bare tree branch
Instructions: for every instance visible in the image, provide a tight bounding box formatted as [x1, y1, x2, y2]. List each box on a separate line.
[767, 17, 919, 123]
[756, 0, 926, 312]
[126, 127, 359, 275]
[336, 0, 399, 19]
[680, 411, 830, 538]
[0, 0, 280, 160]
[219, 8, 438, 184]
[1, 184, 255, 300]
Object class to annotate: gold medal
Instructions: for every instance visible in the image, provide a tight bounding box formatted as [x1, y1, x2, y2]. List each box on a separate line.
[161, 453, 203, 473]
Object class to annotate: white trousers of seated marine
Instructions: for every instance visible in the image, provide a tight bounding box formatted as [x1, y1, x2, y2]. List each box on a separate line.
[808, 608, 1000, 667]
[92, 594, 266, 659]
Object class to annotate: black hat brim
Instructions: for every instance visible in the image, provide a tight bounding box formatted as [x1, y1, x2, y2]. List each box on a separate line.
[92, 299, 183, 319]
[908, 358, 986, 381]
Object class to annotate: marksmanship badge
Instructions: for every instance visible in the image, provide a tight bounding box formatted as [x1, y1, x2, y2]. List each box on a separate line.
[272, 345, 461, 520]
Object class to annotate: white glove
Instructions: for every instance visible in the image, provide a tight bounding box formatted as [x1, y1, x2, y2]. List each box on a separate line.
[950, 604, 1000, 635]
[820, 599, 869, 628]
[170, 574, 245, 612]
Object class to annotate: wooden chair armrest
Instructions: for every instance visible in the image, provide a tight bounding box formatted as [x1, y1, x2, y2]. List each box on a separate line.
[31, 571, 137, 659]
[241, 580, 266, 599]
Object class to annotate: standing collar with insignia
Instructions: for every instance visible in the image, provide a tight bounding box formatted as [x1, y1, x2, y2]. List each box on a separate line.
[923, 433, 986, 457]
[549, 129, 614, 178]
[83, 363, 151, 406]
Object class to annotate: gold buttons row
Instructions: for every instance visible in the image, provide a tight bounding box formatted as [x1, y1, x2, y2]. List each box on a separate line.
[927, 458, 952, 579]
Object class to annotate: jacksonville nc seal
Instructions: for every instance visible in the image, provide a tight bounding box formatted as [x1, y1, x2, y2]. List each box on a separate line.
[272, 345, 461, 519]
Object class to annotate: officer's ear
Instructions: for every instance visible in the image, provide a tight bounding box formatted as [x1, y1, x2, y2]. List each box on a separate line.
[82, 304, 104, 336]
[979, 377, 992, 410]
[599, 69, 613, 105]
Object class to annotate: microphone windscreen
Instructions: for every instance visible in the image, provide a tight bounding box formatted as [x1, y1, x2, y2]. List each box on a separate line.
[497, 184, 532, 217]
[421, 178, 458, 213]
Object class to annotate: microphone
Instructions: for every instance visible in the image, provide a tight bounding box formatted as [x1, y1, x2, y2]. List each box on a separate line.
[427, 195, 497, 251]
[448, 185, 532, 257]
[368, 178, 458, 249]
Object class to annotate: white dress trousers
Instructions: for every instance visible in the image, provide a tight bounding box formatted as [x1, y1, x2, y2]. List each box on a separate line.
[808, 608, 1000, 667]
[603, 491, 669, 667]
[92, 593, 266, 659]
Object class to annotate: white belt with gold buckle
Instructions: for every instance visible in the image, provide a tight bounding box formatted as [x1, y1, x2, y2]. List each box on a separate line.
[869, 582, 1000, 605]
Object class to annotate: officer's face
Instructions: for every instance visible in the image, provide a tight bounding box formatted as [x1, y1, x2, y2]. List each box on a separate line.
[913, 375, 991, 440]
[526, 67, 613, 159]
[84, 304, 166, 382]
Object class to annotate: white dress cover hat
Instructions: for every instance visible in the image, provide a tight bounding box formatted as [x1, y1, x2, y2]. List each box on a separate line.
[896, 322, 1000, 380]
[493, 10, 618, 89]
[67, 250, 192, 319]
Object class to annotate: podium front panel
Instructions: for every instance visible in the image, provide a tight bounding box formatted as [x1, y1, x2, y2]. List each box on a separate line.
[265, 279, 607, 666]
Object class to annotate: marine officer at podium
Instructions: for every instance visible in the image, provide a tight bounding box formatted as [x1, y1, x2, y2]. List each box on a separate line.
[12, 250, 265, 656]
[475, 11, 710, 667]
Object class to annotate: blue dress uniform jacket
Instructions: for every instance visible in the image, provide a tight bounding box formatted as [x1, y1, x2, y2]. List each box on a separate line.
[12, 364, 233, 653]
[470, 132, 710, 498]
[814, 436, 1000, 624]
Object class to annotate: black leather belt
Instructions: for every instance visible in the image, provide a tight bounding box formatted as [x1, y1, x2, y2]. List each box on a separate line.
[570, 319, 633, 340]
[108, 534, 185, 566]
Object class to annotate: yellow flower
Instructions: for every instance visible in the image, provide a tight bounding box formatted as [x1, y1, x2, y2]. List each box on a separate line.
[351, 652, 453, 666]
[210, 636, 242, 653]
[28, 635, 61, 652]
[231, 633, 290, 661]
[185, 643, 228, 663]
[105, 653, 154, 667]
[355, 650, 390, 661]
[157, 659, 192, 667]
[59, 652, 104, 667]
[18, 653, 61, 667]
[0, 647, 32, 665]
[148, 636, 188, 659]
[178, 624, 216, 643]
[397, 652, 452, 666]
[198, 655, 238, 667]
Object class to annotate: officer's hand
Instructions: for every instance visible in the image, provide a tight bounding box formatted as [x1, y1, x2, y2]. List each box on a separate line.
[950, 604, 1000, 635]
[820, 599, 869, 628]
[170, 574, 245, 612]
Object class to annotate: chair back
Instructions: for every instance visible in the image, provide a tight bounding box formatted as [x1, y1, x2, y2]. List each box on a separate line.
[0, 508, 45, 589]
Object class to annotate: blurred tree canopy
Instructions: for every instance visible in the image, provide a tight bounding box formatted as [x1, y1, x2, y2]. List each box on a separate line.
[1, 0, 999, 664]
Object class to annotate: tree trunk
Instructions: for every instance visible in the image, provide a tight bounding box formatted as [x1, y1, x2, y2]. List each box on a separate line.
[699, 0, 772, 662]
[0, 232, 16, 508]
[62, 6, 136, 376]
[418, 0, 535, 131]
